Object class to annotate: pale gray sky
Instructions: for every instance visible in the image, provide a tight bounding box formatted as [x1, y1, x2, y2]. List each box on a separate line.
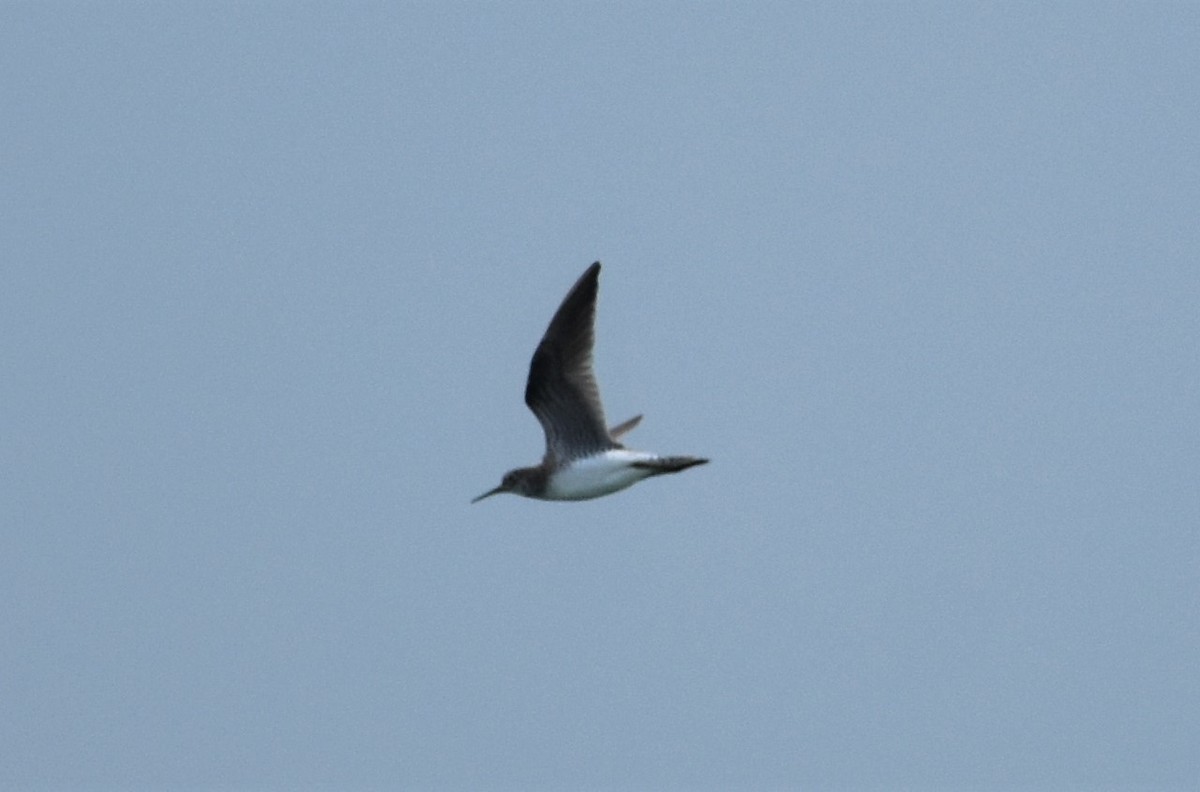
[2, 3, 1197, 790]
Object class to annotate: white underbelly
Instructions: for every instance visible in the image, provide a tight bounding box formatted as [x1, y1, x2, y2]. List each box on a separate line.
[544, 449, 658, 501]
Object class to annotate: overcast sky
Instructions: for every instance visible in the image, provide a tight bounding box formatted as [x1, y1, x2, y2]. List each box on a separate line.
[3, 3, 1197, 790]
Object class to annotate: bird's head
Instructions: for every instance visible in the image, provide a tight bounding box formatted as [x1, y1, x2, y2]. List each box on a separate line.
[471, 467, 539, 503]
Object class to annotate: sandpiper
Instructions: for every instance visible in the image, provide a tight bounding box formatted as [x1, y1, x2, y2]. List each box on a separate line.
[472, 262, 708, 503]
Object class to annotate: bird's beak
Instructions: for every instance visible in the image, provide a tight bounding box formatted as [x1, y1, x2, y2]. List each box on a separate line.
[471, 485, 505, 504]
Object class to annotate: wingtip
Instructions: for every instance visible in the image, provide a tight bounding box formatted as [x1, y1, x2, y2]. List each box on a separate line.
[608, 414, 643, 440]
[568, 261, 601, 295]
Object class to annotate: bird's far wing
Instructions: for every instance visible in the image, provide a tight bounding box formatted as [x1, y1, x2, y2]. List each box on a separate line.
[608, 414, 642, 440]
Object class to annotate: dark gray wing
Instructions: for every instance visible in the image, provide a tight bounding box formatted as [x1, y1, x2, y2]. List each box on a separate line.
[524, 262, 618, 462]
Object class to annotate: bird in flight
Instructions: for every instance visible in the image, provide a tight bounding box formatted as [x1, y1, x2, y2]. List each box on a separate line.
[472, 262, 708, 503]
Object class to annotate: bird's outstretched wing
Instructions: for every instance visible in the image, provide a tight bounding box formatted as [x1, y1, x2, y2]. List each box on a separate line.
[524, 262, 617, 463]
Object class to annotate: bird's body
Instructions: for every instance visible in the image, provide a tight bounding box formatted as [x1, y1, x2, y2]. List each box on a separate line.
[544, 448, 660, 501]
[472, 262, 707, 503]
